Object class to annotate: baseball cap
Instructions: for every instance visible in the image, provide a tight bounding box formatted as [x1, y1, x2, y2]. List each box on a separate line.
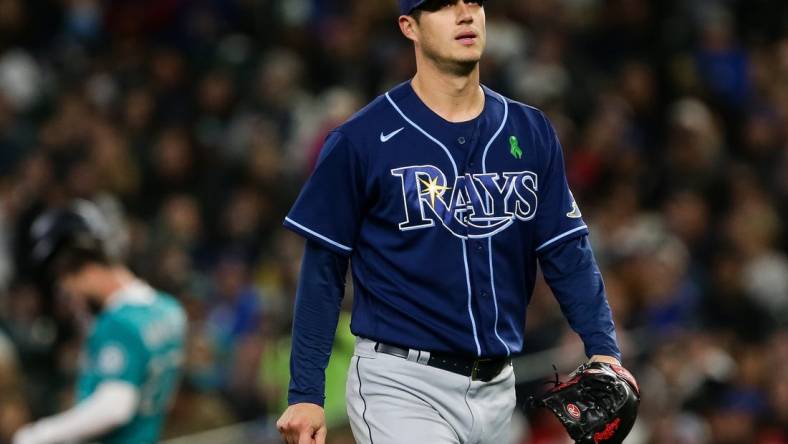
[399, 0, 427, 14]
[399, 0, 487, 15]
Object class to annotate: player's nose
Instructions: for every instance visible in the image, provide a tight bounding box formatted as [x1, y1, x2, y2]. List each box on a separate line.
[455, 1, 473, 24]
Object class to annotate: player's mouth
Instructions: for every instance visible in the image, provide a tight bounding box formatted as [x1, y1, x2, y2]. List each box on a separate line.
[455, 31, 478, 46]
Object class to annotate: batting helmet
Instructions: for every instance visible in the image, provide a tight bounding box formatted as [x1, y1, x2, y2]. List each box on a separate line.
[29, 199, 112, 277]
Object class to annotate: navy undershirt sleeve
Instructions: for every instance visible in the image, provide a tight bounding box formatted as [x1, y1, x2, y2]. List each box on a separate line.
[538, 235, 622, 361]
[288, 239, 349, 406]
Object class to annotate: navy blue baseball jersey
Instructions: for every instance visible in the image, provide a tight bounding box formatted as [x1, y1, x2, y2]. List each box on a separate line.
[285, 81, 606, 358]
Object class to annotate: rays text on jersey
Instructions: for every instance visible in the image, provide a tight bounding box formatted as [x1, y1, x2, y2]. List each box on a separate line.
[391, 165, 538, 239]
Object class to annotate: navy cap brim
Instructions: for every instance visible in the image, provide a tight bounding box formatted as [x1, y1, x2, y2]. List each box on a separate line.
[400, 1, 487, 15]
[400, 0, 427, 15]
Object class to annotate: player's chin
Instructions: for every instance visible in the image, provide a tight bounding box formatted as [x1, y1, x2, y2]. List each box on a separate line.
[451, 52, 482, 66]
[453, 45, 484, 62]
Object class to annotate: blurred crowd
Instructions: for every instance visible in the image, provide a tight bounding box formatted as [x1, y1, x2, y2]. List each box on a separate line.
[0, 0, 786, 443]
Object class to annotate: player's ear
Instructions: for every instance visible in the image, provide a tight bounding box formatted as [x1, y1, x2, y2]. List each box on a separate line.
[399, 15, 419, 43]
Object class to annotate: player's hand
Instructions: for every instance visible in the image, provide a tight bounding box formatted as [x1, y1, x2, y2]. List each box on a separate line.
[589, 354, 621, 365]
[276, 403, 327, 444]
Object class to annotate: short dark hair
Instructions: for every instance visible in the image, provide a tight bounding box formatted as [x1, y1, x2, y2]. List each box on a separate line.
[49, 235, 113, 279]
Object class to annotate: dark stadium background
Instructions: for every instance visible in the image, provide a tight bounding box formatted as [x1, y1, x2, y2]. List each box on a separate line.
[0, 0, 786, 443]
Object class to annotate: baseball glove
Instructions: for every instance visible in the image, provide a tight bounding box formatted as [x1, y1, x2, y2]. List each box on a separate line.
[532, 362, 640, 444]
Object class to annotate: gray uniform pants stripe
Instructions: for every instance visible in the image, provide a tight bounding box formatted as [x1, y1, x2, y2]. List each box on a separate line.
[346, 337, 517, 444]
[355, 356, 375, 443]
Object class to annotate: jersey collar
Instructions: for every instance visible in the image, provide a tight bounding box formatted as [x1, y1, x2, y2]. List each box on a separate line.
[106, 279, 155, 311]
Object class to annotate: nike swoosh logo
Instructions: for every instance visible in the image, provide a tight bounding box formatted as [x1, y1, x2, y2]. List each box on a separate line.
[380, 127, 405, 142]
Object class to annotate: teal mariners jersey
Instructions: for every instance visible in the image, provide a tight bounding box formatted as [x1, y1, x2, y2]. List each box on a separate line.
[76, 281, 187, 443]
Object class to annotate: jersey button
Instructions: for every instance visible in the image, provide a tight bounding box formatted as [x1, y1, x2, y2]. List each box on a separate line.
[458, 137, 466, 145]
[481, 291, 489, 298]
[475, 242, 484, 252]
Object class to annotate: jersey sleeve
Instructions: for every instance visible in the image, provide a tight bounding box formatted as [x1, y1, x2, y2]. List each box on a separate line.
[284, 131, 366, 256]
[89, 318, 148, 387]
[539, 235, 621, 360]
[533, 114, 588, 253]
[288, 240, 348, 406]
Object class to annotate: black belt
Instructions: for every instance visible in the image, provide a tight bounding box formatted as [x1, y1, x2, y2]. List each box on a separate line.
[374, 342, 511, 382]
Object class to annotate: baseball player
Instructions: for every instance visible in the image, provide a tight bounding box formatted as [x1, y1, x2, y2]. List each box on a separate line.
[277, 1, 627, 443]
[13, 201, 187, 444]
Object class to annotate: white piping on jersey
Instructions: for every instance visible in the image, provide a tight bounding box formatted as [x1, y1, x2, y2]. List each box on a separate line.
[385, 94, 459, 175]
[486, 238, 510, 356]
[461, 240, 482, 357]
[284, 217, 353, 252]
[481, 90, 512, 357]
[481, 88, 508, 173]
[386, 91, 481, 357]
[535, 225, 588, 252]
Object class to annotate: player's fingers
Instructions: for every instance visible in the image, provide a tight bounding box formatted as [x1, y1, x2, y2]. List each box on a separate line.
[275, 419, 297, 444]
[284, 430, 299, 444]
[278, 429, 289, 444]
[314, 425, 327, 444]
[297, 429, 314, 444]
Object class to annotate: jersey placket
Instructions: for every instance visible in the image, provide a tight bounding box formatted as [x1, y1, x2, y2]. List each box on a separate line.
[468, 94, 510, 356]
[457, 118, 500, 358]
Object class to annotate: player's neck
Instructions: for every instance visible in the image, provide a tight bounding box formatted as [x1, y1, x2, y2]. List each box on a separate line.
[411, 64, 484, 123]
[97, 267, 136, 306]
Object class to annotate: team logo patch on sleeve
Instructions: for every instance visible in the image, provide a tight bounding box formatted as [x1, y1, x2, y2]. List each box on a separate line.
[566, 201, 582, 218]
